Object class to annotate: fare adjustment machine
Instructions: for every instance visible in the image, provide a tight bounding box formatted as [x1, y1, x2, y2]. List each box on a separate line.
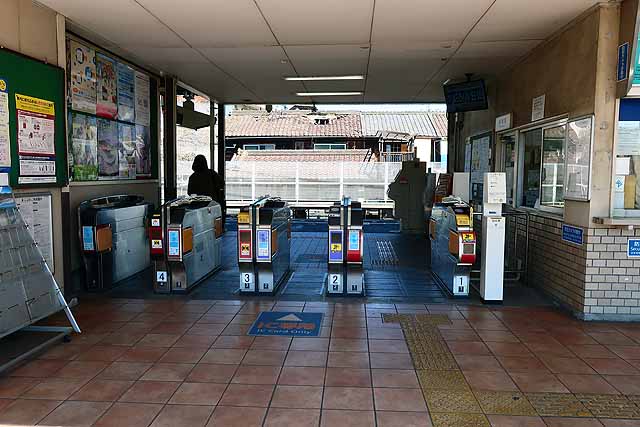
[327, 197, 365, 296]
[238, 196, 292, 294]
[480, 172, 506, 303]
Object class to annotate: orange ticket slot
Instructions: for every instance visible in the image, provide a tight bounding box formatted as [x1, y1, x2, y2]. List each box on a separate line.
[95, 226, 113, 253]
[182, 227, 193, 254]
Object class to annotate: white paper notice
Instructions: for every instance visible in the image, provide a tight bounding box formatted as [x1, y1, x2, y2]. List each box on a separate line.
[532, 94, 545, 121]
[0, 91, 9, 124]
[15, 194, 54, 271]
[19, 159, 56, 176]
[134, 72, 150, 126]
[17, 111, 55, 156]
[0, 123, 10, 168]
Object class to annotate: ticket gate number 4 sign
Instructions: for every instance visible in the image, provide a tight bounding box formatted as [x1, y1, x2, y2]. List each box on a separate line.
[248, 312, 323, 337]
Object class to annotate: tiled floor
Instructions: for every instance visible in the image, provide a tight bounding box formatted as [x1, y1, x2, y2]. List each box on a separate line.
[1, 299, 640, 426]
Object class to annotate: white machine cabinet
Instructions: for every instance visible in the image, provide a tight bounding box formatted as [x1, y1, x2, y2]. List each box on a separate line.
[480, 173, 506, 303]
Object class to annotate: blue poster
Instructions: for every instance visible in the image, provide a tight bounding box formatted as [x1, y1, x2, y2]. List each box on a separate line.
[628, 239, 640, 258]
[256, 229, 270, 260]
[168, 229, 180, 257]
[562, 224, 584, 246]
[82, 226, 94, 251]
[348, 230, 360, 251]
[248, 312, 323, 337]
[329, 230, 343, 262]
[117, 62, 135, 122]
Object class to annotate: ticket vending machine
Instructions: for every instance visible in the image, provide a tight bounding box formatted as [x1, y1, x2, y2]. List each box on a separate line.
[150, 195, 223, 294]
[238, 196, 291, 295]
[430, 198, 477, 297]
[326, 197, 365, 296]
[480, 172, 506, 303]
[78, 195, 153, 291]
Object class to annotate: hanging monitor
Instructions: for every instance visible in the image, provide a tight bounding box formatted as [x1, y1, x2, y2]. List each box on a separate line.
[443, 80, 488, 113]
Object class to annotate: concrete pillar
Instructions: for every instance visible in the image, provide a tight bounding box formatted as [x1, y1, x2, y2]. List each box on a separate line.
[163, 76, 177, 201]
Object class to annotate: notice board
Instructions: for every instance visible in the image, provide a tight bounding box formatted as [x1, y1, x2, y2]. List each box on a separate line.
[0, 47, 67, 187]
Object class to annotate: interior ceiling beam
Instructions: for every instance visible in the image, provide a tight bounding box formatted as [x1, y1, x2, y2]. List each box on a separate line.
[362, 0, 376, 103]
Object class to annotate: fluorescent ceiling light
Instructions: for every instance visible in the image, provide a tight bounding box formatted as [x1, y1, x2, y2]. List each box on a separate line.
[285, 75, 364, 81]
[296, 92, 363, 96]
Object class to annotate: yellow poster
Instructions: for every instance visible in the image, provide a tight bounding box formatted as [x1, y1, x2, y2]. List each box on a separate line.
[15, 94, 55, 116]
[331, 243, 342, 253]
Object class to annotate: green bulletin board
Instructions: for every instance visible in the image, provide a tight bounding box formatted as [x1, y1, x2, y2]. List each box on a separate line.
[0, 47, 67, 187]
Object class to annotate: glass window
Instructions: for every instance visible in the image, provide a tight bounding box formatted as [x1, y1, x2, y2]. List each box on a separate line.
[614, 98, 640, 215]
[541, 126, 566, 207]
[520, 128, 542, 208]
[501, 134, 516, 206]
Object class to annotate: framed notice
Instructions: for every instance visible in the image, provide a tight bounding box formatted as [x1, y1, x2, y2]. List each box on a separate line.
[15, 193, 54, 272]
[564, 116, 593, 201]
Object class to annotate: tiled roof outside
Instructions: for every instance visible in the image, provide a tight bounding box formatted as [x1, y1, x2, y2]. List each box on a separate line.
[233, 149, 370, 163]
[226, 111, 447, 139]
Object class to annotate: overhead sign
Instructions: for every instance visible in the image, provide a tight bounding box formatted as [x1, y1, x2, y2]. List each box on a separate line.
[248, 312, 323, 337]
[619, 42, 630, 82]
[495, 113, 512, 132]
[562, 224, 584, 246]
[628, 239, 640, 258]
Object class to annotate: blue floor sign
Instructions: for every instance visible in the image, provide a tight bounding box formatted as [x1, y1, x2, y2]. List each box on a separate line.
[248, 312, 323, 337]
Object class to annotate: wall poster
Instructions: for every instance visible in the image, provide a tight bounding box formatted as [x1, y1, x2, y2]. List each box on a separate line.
[97, 118, 118, 178]
[135, 125, 151, 176]
[70, 113, 98, 181]
[96, 53, 117, 119]
[0, 77, 9, 170]
[69, 40, 97, 114]
[118, 123, 136, 179]
[470, 134, 491, 202]
[134, 71, 150, 126]
[565, 116, 593, 201]
[117, 62, 135, 123]
[15, 94, 56, 183]
[15, 193, 54, 272]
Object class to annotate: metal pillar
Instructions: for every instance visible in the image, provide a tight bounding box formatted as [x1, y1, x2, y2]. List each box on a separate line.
[217, 103, 226, 225]
[210, 100, 216, 168]
[164, 76, 177, 201]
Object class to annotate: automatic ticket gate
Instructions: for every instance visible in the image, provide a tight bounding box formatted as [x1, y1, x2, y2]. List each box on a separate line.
[429, 198, 477, 297]
[150, 196, 223, 293]
[79, 195, 152, 291]
[238, 196, 291, 295]
[326, 197, 365, 296]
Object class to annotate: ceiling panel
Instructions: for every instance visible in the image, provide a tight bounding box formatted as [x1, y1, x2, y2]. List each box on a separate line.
[456, 40, 543, 59]
[285, 45, 370, 76]
[38, 0, 186, 47]
[136, 0, 277, 47]
[256, 0, 374, 45]
[368, 45, 445, 85]
[120, 47, 208, 66]
[468, 0, 599, 41]
[201, 46, 294, 77]
[372, 0, 494, 43]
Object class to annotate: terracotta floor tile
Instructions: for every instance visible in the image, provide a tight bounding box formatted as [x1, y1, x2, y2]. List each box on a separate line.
[567, 344, 617, 358]
[278, 367, 326, 386]
[70, 379, 133, 401]
[509, 372, 570, 393]
[271, 385, 323, 408]
[326, 367, 371, 387]
[242, 349, 287, 366]
[584, 357, 640, 375]
[206, 405, 266, 426]
[264, 408, 321, 427]
[370, 352, 413, 369]
[189, 324, 227, 336]
[169, 382, 226, 405]
[542, 417, 604, 427]
[94, 402, 163, 427]
[187, 363, 237, 383]
[603, 375, 640, 394]
[368, 339, 409, 353]
[455, 354, 505, 372]
[371, 369, 419, 388]
[376, 411, 432, 427]
[118, 380, 180, 403]
[172, 334, 217, 348]
[0, 398, 61, 425]
[525, 342, 573, 358]
[0, 399, 13, 412]
[540, 357, 597, 374]
[137, 334, 181, 347]
[331, 327, 367, 339]
[323, 386, 374, 410]
[556, 374, 620, 394]
[487, 342, 532, 357]
[38, 400, 111, 427]
[600, 420, 640, 427]
[98, 362, 152, 380]
[367, 328, 404, 340]
[219, 383, 274, 407]
[330, 338, 368, 352]
[321, 409, 375, 427]
[150, 322, 193, 336]
[55, 361, 110, 380]
[76, 345, 129, 362]
[201, 348, 247, 364]
[486, 414, 546, 427]
[328, 352, 370, 369]
[0, 377, 40, 398]
[497, 356, 549, 373]
[463, 370, 518, 391]
[150, 404, 214, 427]
[212, 335, 255, 349]
[38, 343, 92, 360]
[117, 346, 167, 363]
[10, 359, 68, 377]
[608, 345, 640, 360]
[440, 329, 481, 341]
[140, 363, 194, 381]
[222, 324, 251, 335]
[251, 336, 292, 350]
[291, 338, 330, 351]
[232, 365, 281, 384]
[373, 387, 427, 411]
[447, 341, 492, 355]
[588, 332, 637, 346]
[21, 378, 86, 400]
[284, 351, 328, 367]
[158, 347, 207, 363]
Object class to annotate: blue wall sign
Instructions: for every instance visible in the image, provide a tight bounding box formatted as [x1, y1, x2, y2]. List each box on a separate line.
[348, 230, 360, 251]
[248, 312, 323, 337]
[82, 226, 95, 251]
[167, 229, 180, 256]
[256, 229, 270, 261]
[618, 42, 630, 82]
[628, 239, 640, 258]
[562, 224, 584, 246]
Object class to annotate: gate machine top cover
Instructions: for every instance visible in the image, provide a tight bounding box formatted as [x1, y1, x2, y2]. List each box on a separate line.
[150, 195, 223, 293]
[78, 195, 152, 290]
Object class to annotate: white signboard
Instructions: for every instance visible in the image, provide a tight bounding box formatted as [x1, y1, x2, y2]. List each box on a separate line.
[134, 72, 150, 126]
[495, 113, 512, 132]
[617, 121, 640, 155]
[0, 123, 10, 168]
[15, 193, 54, 272]
[532, 94, 546, 121]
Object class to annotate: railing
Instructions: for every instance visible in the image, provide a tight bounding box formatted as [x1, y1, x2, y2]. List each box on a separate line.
[380, 152, 415, 162]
